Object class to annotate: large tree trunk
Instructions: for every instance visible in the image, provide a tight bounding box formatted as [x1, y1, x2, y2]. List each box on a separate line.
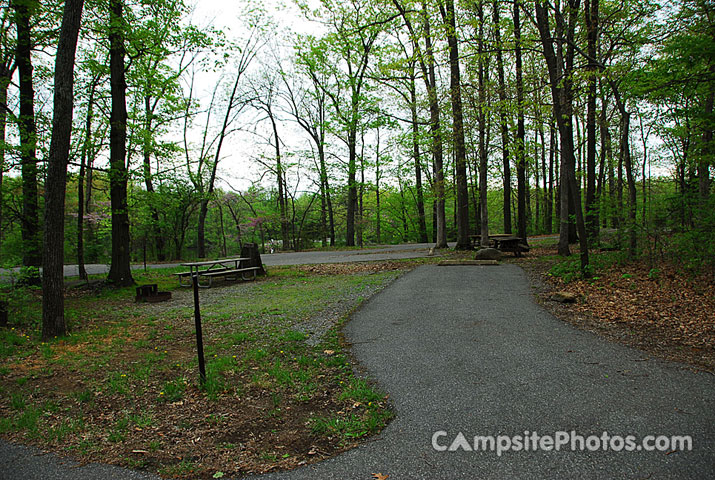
[442, 0, 470, 249]
[14, 0, 41, 268]
[514, 0, 528, 242]
[493, 0, 512, 234]
[107, 0, 134, 286]
[42, 0, 84, 339]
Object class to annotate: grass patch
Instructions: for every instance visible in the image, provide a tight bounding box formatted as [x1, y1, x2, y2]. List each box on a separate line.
[0, 263, 405, 478]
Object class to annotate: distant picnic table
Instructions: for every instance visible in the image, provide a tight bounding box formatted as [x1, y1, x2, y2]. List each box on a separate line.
[470, 234, 530, 256]
[177, 257, 259, 288]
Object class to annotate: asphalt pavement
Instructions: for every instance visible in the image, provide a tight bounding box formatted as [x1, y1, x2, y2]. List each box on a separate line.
[2, 264, 713, 479]
[0, 243, 447, 282]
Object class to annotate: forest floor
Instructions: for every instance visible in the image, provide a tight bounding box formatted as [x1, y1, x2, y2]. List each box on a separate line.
[1, 242, 713, 479]
[504, 238, 715, 372]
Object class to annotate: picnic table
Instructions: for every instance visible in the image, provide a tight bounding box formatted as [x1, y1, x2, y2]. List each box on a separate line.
[470, 234, 530, 256]
[177, 257, 259, 288]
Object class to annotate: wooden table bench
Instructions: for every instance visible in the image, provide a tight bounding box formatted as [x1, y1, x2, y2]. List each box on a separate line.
[491, 236, 530, 257]
[177, 257, 259, 288]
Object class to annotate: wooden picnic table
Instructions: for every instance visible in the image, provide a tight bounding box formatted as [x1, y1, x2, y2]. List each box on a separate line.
[177, 257, 258, 288]
[469, 233, 517, 248]
[470, 234, 530, 256]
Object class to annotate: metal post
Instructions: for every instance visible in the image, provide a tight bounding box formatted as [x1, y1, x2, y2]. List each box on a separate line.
[191, 266, 206, 384]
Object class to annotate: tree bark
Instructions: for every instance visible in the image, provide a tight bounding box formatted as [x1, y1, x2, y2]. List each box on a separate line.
[422, 1, 447, 248]
[477, 1, 490, 245]
[42, 0, 84, 339]
[77, 77, 98, 281]
[514, 0, 528, 242]
[107, 0, 134, 286]
[409, 71, 429, 243]
[585, 0, 599, 242]
[441, 0, 470, 249]
[493, 0, 512, 234]
[14, 0, 41, 268]
[536, 0, 590, 274]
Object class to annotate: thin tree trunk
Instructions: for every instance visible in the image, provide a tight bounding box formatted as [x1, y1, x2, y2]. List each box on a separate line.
[198, 69, 242, 257]
[375, 128, 381, 244]
[585, 0, 599, 242]
[0, 71, 11, 257]
[143, 95, 165, 261]
[77, 77, 98, 281]
[42, 0, 84, 339]
[423, 3, 447, 248]
[477, 0, 490, 245]
[493, 0, 512, 234]
[409, 69, 429, 242]
[107, 0, 134, 286]
[514, 0, 527, 242]
[546, 120, 555, 233]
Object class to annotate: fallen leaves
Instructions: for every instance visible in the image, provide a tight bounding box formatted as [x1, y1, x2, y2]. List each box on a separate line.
[372, 473, 389, 480]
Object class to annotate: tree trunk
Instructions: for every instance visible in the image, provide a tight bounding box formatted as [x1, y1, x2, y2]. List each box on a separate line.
[346, 125, 358, 246]
[409, 70, 429, 243]
[700, 81, 713, 203]
[477, 1, 490, 245]
[143, 95, 165, 261]
[107, 0, 134, 286]
[423, 2, 447, 248]
[585, 0, 599, 243]
[493, 0, 512, 234]
[514, 0, 528, 242]
[621, 111, 638, 255]
[441, 0, 470, 249]
[42, 0, 84, 339]
[198, 70, 242, 258]
[77, 77, 98, 281]
[546, 120, 555, 233]
[536, 0, 590, 274]
[0, 72, 11, 257]
[14, 0, 41, 268]
[375, 129, 381, 244]
[319, 142, 336, 246]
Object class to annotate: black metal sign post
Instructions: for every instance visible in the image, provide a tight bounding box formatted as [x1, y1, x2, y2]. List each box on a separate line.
[190, 265, 207, 385]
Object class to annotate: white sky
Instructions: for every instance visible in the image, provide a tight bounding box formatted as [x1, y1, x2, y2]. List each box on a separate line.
[187, 0, 324, 192]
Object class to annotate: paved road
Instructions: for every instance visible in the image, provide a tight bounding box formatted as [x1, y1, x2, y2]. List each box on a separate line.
[2, 264, 713, 479]
[0, 243, 449, 282]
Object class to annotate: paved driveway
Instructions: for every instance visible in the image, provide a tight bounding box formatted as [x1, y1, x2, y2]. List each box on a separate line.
[2, 264, 712, 479]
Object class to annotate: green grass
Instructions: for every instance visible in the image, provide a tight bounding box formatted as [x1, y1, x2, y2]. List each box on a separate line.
[0, 264, 403, 477]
